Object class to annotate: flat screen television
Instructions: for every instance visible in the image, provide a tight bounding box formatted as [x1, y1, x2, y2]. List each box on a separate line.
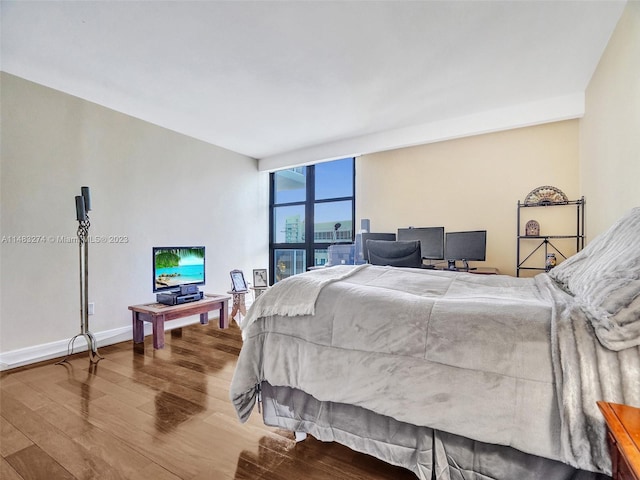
[445, 230, 486, 270]
[397, 227, 445, 261]
[153, 246, 205, 292]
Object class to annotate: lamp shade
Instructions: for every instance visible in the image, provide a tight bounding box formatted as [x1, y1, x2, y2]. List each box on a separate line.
[75, 195, 87, 222]
[81, 186, 91, 211]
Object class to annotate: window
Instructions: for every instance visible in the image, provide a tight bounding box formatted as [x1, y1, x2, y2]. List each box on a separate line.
[270, 158, 355, 283]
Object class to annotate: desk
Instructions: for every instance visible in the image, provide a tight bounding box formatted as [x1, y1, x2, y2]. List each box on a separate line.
[434, 266, 500, 275]
[467, 267, 500, 275]
[129, 294, 230, 349]
[598, 401, 640, 480]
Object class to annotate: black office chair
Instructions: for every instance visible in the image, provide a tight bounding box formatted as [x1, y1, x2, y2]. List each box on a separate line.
[366, 240, 422, 268]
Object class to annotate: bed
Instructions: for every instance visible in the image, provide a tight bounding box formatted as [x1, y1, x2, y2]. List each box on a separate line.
[230, 207, 640, 480]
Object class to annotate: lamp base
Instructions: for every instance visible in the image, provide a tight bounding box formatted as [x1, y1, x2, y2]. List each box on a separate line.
[56, 331, 103, 365]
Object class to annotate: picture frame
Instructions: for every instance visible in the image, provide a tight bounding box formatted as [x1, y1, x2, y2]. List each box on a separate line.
[230, 269, 248, 292]
[253, 268, 268, 288]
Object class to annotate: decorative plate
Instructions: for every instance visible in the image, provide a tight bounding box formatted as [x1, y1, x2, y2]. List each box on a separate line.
[525, 220, 540, 236]
[524, 186, 568, 205]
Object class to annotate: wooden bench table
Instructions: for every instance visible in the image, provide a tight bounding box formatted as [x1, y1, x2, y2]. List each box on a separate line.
[129, 293, 230, 349]
[598, 401, 640, 480]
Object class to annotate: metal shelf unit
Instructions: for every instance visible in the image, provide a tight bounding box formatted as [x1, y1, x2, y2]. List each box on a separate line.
[516, 197, 585, 277]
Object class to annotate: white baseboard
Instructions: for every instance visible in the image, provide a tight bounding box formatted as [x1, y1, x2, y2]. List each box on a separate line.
[0, 316, 215, 371]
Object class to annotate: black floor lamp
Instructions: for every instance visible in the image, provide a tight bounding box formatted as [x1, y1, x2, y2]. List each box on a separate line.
[58, 186, 103, 364]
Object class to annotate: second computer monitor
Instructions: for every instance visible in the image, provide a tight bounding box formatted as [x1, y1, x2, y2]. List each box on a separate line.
[397, 227, 445, 260]
[445, 230, 487, 262]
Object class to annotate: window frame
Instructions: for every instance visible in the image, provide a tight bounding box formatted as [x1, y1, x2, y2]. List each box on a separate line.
[269, 158, 355, 284]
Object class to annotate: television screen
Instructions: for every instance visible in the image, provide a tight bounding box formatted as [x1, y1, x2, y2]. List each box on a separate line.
[153, 246, 205, 292]
[445, 231, 487, 262]
[397, 227, 445, 260]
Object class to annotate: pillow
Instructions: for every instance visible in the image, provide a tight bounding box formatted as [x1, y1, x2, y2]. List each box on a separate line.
[548, 207, 640, 351]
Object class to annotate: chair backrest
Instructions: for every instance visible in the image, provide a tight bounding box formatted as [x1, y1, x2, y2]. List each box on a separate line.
[366, 240, 422, 268]
[361, 232, 396, 262]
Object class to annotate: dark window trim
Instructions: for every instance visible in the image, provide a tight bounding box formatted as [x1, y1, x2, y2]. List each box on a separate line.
[269, 158, 355, 284]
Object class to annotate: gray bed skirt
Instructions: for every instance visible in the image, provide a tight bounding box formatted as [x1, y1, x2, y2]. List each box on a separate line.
[260, 382, 610, 480]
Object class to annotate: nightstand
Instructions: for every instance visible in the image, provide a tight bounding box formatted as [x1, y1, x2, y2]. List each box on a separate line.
[597, 401, 640, 480]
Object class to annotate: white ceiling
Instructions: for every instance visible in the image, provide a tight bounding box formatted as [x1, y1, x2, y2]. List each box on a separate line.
[0, 1, 626, 169]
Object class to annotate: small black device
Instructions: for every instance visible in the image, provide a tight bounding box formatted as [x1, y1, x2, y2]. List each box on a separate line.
[156, 291, 203, 306]
[180, 284, 199, 295]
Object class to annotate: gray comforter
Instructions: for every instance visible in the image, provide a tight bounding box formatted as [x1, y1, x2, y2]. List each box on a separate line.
[231, 208, 640, 478]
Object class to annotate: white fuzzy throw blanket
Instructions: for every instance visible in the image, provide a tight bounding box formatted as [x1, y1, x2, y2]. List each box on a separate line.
[239, 264, 370, 334]
[536, 273, 640, 474]
[543, 207, 640, 473]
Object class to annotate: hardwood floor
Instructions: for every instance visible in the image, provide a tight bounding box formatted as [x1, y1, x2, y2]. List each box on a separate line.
[1, 322, 416, 479]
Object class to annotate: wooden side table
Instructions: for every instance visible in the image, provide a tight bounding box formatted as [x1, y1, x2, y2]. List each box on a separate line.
[251, 286, 268, 300]
[228, 290, 247, 322]
[129, 293, 230, 349]
[597, 401, 640, 480]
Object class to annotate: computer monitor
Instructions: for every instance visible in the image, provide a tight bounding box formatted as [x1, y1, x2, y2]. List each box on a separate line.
[397, 227, 445, 260]
[361, 232, 396, 262]
[445, 230, 487, 270]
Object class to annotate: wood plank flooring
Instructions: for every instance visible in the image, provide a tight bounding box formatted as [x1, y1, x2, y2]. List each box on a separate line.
[1, 322, 416, 479]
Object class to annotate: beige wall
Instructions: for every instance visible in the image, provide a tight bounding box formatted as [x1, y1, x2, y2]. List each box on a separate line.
[0, 73, 269, 367]
[356, 120, 580, 276]
[580, 0, 640, 237]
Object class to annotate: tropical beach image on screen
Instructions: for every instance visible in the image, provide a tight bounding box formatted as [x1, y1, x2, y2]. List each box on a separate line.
[154, 247, 205, 290]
